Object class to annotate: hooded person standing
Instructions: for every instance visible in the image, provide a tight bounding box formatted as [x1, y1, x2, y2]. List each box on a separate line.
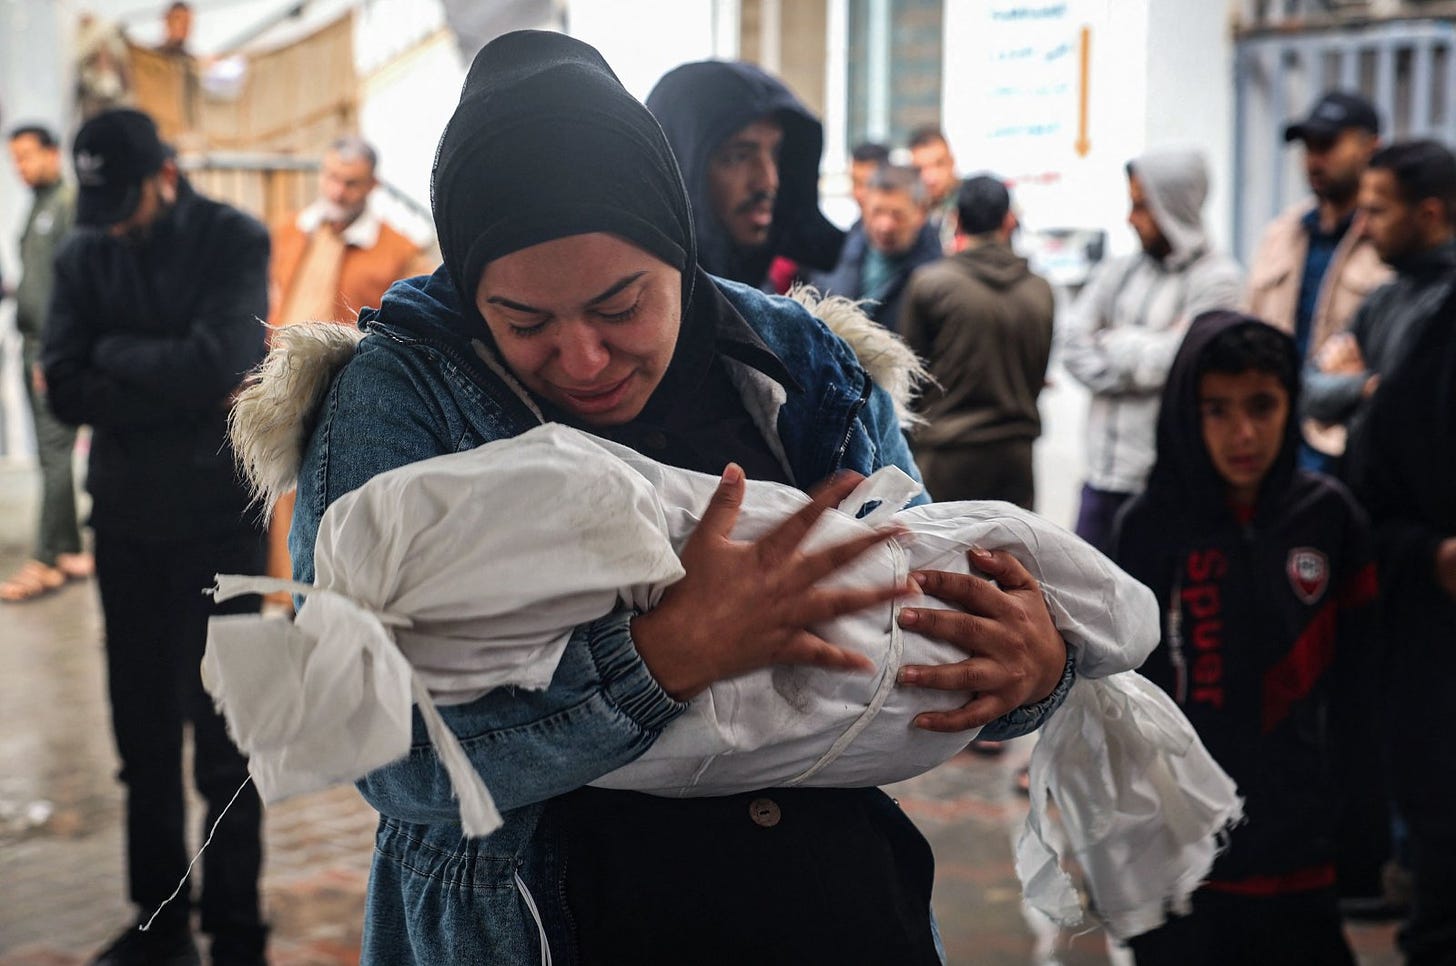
[238, 30, 1075, 964]
[1113, 313, 1376, 966]
[645, 59, 844, 290]
[900, 174, 1055, 510]
[1062, 148, 1243, 552]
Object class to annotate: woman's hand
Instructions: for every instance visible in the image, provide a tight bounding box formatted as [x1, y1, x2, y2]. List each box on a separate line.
[631, 464, 914, 701]
[896, 546, 1068, 732]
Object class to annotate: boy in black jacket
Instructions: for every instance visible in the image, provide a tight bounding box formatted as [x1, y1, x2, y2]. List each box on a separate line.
[1113, 311, 1377, 965]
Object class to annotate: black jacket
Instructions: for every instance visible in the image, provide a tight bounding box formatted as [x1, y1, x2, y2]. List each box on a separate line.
[1303, 242, 1456, 471]
[42, 179, 268, 539]
[1113, 312, 1378, 887]
[1348, 281, 1456, 807]
[646, 60, 843, 288]
[809, 220, 942, 331]
[900, 241, 1055, 448]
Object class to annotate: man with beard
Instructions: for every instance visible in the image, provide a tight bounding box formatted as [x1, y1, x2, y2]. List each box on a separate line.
[268, 136, 430, 329]
[41, 108, 270, 966]
[2, 124, 87, 602]
[265, 136, 431, 602]
[646, 60, 844, 290]
[1305, 140, 1456, 471]
[1245, 92, 1390, 475]
[1062, 148, 1243, 553]
[1336, 139, 1456, 964]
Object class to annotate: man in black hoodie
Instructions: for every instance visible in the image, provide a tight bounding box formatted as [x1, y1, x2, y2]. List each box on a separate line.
[646, 60, 843, 289]
[1113, 313, 1377, 965]
[42, 109, 269, 966]
[1349, 285, 1456, 965]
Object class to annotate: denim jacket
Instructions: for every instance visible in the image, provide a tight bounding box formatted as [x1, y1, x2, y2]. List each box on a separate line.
[286, 266, 1069, 963]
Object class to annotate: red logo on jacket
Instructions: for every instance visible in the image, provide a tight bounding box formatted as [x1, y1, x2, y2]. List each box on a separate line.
[1287, 548, 1329, 605]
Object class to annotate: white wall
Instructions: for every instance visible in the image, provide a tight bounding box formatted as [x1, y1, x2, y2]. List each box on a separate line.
[1143, 0, 1237, 255]
[940, 0, 1236, 260]
[354, 0, 465, 223]
[567, 0, 720, 102]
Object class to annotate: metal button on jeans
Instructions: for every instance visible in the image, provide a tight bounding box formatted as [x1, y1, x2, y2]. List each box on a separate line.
[748, 797, 781, 827]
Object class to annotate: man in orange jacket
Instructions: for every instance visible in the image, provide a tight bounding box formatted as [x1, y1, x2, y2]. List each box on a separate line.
[267, 135, 434, 601]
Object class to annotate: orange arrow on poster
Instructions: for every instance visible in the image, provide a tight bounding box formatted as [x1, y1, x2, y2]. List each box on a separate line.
[1075, 25, 1091, 157]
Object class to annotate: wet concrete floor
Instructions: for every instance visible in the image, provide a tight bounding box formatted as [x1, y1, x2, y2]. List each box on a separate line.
[0, 441, 1403, 965]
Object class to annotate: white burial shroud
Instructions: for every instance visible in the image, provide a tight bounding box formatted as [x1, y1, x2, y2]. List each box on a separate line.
[203, 423, 1242, 939]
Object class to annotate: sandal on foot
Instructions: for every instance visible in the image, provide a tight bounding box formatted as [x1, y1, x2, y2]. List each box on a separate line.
[0, 560, 68, 602]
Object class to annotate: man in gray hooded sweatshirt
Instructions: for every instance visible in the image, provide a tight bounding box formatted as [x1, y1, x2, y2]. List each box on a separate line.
[1062, 148, 1243, 551]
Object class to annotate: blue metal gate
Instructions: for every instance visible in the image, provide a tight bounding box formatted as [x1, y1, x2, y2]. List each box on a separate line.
[1233, 18, 1456, 262]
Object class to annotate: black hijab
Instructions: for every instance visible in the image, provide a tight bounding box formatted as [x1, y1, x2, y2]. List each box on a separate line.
[431, 30, 697, 319]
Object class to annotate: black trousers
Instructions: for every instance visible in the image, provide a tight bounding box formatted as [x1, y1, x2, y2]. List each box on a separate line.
[1390, 677, 1456, 966]
[913, 439, 1036, 510]
[558, 786, 942, 965]
[1127, 887, 1355, 966]
[94, 526, 265, 935]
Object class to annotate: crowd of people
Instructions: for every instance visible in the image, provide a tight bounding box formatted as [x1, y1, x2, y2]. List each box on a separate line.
[1, 20, 1453, 966]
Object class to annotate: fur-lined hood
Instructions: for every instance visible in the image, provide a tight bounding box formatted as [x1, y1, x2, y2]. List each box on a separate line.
[231, 283, 925, 512]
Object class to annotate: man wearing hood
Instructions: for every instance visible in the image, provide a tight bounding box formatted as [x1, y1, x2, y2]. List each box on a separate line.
[646, 59, 844, 289]
[1113, 313, 1375, 966]
[1062, 148, 1243, 552]
[900, 174, 1054, 510]
[262, 31, 1075, 963]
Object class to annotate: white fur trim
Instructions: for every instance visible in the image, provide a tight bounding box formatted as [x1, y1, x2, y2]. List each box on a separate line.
[788, 284, 929, 427]
[229, 322, 365, 513]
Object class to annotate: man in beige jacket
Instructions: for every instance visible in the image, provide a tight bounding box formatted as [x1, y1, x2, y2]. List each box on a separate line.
[1244, 91, 1390, 473]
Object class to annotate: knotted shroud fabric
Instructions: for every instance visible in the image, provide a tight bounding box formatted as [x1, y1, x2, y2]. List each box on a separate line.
[203, 423, 1242, 938]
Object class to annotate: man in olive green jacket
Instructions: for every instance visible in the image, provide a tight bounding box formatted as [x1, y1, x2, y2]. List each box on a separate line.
[4, 124, 86, 601]
[900, 175, 1054, 510]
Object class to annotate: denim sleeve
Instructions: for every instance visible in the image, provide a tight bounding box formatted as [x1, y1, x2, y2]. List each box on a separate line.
[357, 609, 687, 822]
[976, 650, 1077, 741]
[861, 381, 930, 508]
[293, 345, 687, 823]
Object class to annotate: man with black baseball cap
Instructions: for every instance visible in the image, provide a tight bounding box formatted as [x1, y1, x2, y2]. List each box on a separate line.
[72, 107, 170, 229]
[1284, 91, 1381, 144]
[42, 107, 271, 966]
[1246, 91, 1390, 478]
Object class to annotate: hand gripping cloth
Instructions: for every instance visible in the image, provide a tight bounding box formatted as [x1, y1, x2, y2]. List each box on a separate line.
[203, 423, 1242, 938]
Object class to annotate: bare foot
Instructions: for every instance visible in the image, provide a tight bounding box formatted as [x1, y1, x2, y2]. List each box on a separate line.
[0, 560, 67, 602]
[55, 552, 95, 579]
